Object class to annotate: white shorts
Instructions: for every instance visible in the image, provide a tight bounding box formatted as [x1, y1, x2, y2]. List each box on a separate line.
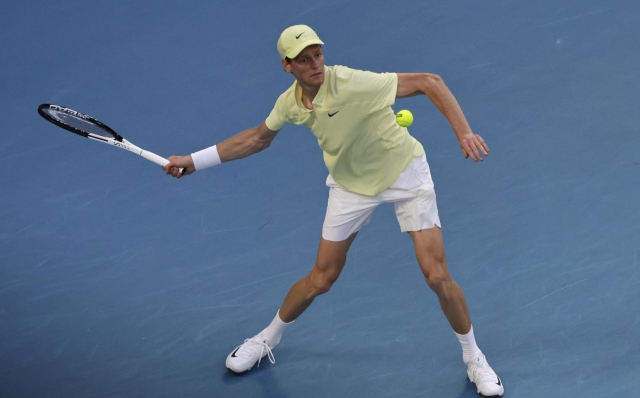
[322, 153, 441, 242]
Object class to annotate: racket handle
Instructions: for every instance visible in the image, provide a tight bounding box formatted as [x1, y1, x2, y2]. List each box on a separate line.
[140, 150, 184, 174]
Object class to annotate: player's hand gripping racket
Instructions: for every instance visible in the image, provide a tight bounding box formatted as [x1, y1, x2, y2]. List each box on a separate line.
[38, 104, 182, 173]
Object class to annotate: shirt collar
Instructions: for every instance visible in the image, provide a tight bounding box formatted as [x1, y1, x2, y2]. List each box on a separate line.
[294, 65, 329, 111]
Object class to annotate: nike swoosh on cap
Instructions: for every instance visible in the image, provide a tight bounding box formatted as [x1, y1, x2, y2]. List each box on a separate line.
[296, 32, 305, 39]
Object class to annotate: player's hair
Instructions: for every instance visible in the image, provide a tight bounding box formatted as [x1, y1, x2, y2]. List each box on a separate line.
[284, 45, 322, 63]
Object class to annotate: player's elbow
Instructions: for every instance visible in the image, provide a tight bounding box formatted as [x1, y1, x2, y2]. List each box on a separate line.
[423, 73, 444, 90]
[248, 127, 274, 154]
[420, 73, 450, 102]
[255, 142, 271, 153]
[253, 137, 273, 153]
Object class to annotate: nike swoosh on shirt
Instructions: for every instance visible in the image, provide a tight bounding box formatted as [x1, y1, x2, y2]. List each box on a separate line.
[328, 111, 339, 117]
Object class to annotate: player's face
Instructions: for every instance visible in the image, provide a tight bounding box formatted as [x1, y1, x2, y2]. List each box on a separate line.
[283, 45, 325, 88]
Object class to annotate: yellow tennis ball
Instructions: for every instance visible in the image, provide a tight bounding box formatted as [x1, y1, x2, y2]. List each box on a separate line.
[396, 110, 414, 127]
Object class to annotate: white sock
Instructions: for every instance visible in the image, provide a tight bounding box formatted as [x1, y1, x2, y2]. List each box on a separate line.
[260, 311, 292, 348]
[455, 325, 482, 364]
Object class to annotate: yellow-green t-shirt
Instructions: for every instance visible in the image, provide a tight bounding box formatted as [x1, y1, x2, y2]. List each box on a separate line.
[265, 65, 424, 196]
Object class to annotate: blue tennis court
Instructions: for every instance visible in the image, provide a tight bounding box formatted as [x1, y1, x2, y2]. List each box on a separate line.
[1, 1, 639, 397]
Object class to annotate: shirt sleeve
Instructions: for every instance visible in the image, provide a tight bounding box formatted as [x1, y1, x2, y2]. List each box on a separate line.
[265, 94, 289, 131]
[347, 69, 397, 113]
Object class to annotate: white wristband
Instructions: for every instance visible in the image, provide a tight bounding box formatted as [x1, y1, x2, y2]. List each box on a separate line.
[191, 145, 222, 171]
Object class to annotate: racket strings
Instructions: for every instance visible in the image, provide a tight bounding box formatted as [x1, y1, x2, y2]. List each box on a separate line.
[46, 109, 117, 139]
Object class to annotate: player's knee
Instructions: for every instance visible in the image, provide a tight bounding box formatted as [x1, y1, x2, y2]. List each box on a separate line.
[308, 270, 339, 296]
[308, 256, 346, 295]
[424, 273, 453, 297]
[315, 274, 338, 295]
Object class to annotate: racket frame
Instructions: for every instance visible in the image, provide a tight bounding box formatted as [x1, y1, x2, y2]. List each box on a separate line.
[38, 104, 171, 168]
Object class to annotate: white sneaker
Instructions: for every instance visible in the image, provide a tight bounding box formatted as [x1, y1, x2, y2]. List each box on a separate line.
[467, 354, 504, 397]
[225, 333, 275, 374]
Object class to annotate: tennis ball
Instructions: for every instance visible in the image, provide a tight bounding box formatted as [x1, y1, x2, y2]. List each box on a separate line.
[396, 110, 413, 127]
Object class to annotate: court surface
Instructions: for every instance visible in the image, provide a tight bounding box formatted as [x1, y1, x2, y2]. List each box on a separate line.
[1, 1, 639, 397]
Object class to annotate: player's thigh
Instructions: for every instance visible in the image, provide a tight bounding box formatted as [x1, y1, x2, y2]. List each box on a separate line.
[408, 227, 450, 279]
[311, 234, 358, 282]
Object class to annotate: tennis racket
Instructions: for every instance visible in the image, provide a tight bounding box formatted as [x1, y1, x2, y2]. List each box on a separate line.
[38, 104, 180, 171]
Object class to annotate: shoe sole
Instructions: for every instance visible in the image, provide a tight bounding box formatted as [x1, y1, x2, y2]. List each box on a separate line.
[227, 366, 251, 375]
[470, 376, 504, 397]
[477, 393, 503, 398]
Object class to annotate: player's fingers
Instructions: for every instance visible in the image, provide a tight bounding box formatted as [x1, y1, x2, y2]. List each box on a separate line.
[474, 135, 489, 155]
[463, 140, 482, 162]
[165, 156, 188, 176]
[168, 155, 184, 165]
[163, 156, 176, 173]
[460, 137, 475, 160]
[163, 163, 175, 176]
[461, 140, 474, 161]
[164, 163, 176, 174]
[469, 140, 483, 161]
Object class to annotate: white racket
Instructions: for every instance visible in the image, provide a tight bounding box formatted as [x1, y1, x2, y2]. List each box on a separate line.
[38, 104, 180, 172]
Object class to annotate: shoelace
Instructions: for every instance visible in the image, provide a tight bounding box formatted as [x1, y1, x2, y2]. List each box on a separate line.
[471, 357, 498, 383]
[239, 336, 275, 368]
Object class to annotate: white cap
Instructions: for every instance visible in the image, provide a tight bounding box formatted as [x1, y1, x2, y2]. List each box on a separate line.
[277, 25, 324, 60]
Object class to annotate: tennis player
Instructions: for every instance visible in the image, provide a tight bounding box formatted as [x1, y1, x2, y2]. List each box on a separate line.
[164, 25, 503, 397]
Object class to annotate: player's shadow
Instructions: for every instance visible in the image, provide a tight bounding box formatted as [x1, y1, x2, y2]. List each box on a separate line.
[222, 363, 291, 398]
[457, 380, 480, 397]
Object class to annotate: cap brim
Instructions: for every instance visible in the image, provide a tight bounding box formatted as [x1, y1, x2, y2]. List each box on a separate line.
[285, 39, 325, 59]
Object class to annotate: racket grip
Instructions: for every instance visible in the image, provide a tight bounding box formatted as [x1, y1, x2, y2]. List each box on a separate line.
[140, 150, 184, 174]
[140, 150, 169, 166]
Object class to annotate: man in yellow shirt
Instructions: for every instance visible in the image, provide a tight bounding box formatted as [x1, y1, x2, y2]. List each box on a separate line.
[164, 25, 503, 397]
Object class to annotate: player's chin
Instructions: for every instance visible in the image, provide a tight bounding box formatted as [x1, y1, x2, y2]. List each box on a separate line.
[309, 72, 324, 84]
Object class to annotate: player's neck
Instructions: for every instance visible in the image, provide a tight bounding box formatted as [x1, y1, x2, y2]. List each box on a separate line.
[298, 82, 320, 110]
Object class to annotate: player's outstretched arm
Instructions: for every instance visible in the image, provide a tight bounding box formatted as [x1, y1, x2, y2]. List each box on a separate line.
[396, 73, 488, 161]
[163, 121, 280, 178]
[217, 121, 280, 162]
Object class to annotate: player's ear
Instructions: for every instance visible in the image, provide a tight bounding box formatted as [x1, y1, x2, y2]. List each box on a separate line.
[282, 58, 292, 73]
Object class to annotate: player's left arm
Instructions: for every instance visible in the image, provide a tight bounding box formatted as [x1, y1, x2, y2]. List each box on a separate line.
[396, 73, 488, 161]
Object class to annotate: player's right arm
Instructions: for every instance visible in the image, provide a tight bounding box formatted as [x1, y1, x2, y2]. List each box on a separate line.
[217, 121, 280, 162]
[163, 121, 279, 178]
